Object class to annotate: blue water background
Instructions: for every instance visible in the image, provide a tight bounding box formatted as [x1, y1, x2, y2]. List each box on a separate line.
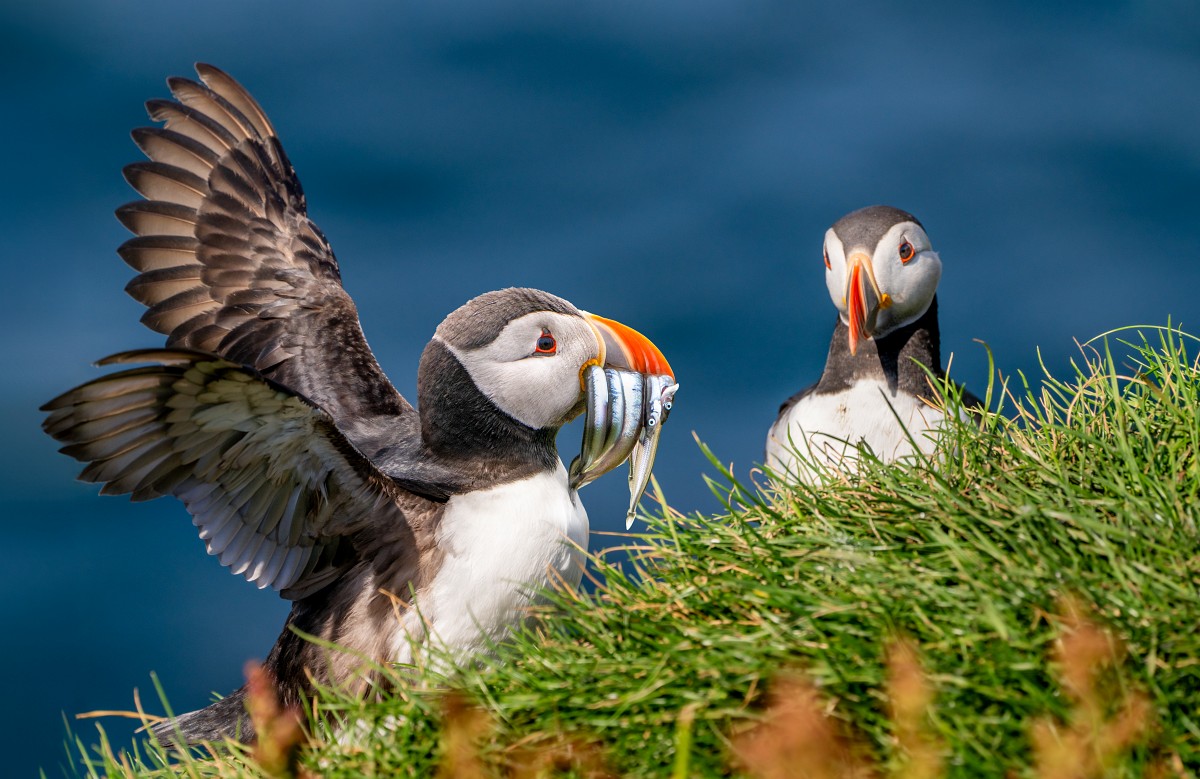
[2, 2, 1198, 775]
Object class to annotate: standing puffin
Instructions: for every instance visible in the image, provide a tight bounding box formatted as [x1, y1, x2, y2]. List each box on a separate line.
[765, 206, 977, 481]
[41, 65, 674, 745]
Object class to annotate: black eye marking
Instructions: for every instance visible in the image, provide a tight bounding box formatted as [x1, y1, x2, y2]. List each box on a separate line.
[534, 329, 557, 355]
[824, 248, 831, 270]
[899, 240, 915, 263]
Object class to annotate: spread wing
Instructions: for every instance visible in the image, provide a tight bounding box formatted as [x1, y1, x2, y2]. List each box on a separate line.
[42, 349, 425, 600]
[115, 63, 413, 451]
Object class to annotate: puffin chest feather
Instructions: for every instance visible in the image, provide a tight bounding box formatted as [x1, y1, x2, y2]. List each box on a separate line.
[399, 462, 588, 662]
[770, 379, 947, 476]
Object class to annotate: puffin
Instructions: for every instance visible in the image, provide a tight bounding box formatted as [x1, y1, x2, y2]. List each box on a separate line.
[765, 205, 978, 482]
[41, 65, 674, 745]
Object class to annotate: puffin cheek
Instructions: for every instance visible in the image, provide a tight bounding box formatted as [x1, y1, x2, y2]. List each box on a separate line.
[520, 363, 583, 430]
[825, 266, 846, 314]
[559, 394, 588, 427]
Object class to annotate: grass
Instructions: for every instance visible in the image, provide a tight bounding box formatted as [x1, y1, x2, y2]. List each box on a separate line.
[59, 326, 1200, 778]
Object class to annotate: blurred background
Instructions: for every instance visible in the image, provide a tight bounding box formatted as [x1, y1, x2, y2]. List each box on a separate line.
[3, 1, 1198, 775]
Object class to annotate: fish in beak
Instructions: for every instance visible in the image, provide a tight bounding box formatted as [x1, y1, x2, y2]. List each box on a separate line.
[843, 251, 892, 355]
[570, 314, 678, 528]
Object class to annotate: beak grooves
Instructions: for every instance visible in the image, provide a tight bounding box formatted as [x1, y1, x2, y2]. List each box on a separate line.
[585, 314, 673, 378]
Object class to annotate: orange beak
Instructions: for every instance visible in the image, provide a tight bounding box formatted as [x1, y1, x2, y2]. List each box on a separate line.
[584, 313, 673, 378]
[842, 252, 890, 356]
[846, 258, 867, 356]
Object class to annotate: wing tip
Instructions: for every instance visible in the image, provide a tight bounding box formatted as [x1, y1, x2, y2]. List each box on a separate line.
[194, 62, 230, 82]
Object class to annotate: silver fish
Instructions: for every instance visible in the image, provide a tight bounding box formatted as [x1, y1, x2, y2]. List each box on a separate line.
[569, 366, 678, 528]
[574, 369, 642, 486]
[569, 366, 634, 488]
[573, 364, 610, 482]
[625, 375, 679, 528]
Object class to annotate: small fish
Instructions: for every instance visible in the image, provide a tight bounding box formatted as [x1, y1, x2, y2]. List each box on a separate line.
[569, 365, 611, 488]
[569, 367, 678, 528]
[626, 376, 679, 528]
[570, 367, 641, 488]
[581, 369, 643, 484]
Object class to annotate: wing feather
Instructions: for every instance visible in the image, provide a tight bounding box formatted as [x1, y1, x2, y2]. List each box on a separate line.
[166, 77, 261, 140]
[131, 128, 219, 179]
[118, 235, 200, 273]
[42, 350, 420, 597]
[125, 265, 206, 307]
[119, 64, 416, 453]
[195, 64, 277, 139]
[142, 288, 216, 333]
[116, 202, 198, 237]
[274, 546, 305, 592]
[124, 162, 208, 208]
[256, 544, 291, 589]
[145, 98, 239, 152]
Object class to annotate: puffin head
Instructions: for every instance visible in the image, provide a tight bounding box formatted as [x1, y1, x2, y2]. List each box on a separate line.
[425, 288, 671, 432]
[822, 206, 941, 355]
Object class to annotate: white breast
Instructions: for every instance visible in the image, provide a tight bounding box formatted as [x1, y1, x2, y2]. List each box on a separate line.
[766, 379, 951, 483]
[390, 461, 588, 666]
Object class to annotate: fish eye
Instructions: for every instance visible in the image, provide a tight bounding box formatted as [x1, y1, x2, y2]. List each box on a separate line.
[534, 330, 557, 355]
[899, 240, 915, 263]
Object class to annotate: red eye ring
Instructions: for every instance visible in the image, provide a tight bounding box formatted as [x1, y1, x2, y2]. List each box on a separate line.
[824, 249, 831, 270]
[534, 331, 557, 355]
[899, 240, 915, 263]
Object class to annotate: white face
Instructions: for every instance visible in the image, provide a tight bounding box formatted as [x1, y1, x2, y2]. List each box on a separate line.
[823, 220, 941, 340]
[440, 311, 601, 430]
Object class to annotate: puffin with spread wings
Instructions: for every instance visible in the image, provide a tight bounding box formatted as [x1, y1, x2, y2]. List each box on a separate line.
[42, 65, 677, 745]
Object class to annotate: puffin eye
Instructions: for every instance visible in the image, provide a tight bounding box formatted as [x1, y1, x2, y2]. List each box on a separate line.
[824, 249, 831, 270]
[534, 331, 557, 355]
[899, 240, 915, 263]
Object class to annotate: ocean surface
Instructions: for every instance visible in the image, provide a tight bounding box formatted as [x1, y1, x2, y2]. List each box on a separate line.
[2, 1, 1198, 775]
